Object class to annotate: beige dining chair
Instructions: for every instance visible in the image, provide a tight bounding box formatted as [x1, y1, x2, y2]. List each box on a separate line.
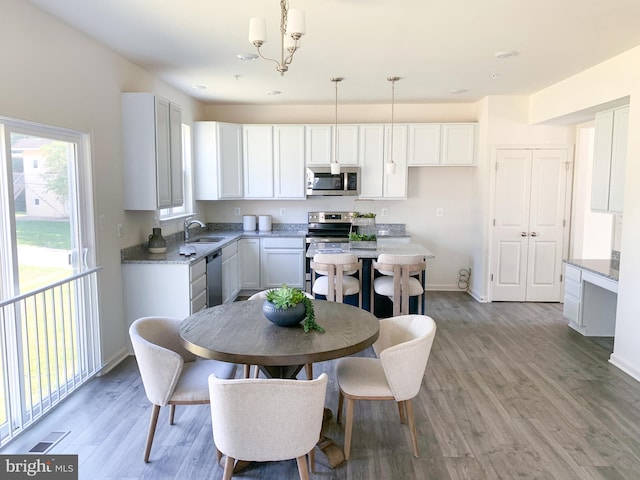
[371, 253, 426, 316]
[311, 253, 362, 306]
[129, 316, 237, 463]
[336, 314, 436, 459]
[247, 289, 315, 380]
[208, 372, 329, 480]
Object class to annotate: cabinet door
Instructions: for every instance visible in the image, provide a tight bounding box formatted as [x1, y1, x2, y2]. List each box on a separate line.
[336, 125, 359, 165]
[383, 124, 408, 198]
[609, 106, 629, 213]
[261, 249, 305, 288]
[408, 124, 441, 165]
[274, 125, 305, 199]
[169, 102, 183, 206]
[155, 97, 172, 208]
[243, 125, 274, 198]
[239, 238, 261, 288]
[306, 125, 332, 166]
[218, 123, 243, 198]
[359, 124, 385, 198]
[591, 110, 615, 211]
[442, 123, 476, 165]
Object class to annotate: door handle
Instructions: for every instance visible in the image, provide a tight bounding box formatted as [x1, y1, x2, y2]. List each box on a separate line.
[521, 232, 527, 237]
[530, 232, 538, 237]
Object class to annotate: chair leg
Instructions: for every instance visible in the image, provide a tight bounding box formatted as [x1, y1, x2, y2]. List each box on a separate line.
[397, 401, 406, 424]
[243, 364, 250, 378]
[405, 399, 419, 458]
[336, 391, 344, 424]
[308, 448, 315, 474]
[169, 404, 176, 425]
[144, 404, 161, 463]
[253, 365, 260, 378]
[216, 448, 223, 463]
[344, 398, 355, 460]
[305, 363, 313, 380]
[222, 456, 235, 480]
[296, 455, 310, 480]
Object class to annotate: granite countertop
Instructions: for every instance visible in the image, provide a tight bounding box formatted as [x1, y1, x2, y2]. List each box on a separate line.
[306, 242, 435, 259]
[564, 259, 620, 282]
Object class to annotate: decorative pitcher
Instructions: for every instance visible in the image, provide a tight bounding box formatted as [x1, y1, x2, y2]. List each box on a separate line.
[148, 227, 167, 253]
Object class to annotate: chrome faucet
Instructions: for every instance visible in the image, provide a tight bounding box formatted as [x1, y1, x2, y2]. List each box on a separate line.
[184, 216, 206, 242]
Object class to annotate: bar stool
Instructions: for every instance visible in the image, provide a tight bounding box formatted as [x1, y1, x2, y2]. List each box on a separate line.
[311, 253, 362, 307]
[371, 254, 426, 316]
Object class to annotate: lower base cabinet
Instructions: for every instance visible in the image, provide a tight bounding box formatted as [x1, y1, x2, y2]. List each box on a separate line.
[222, 241, 240, 303]
[239, 237, 305, 291]
[239, 238, 261, 289]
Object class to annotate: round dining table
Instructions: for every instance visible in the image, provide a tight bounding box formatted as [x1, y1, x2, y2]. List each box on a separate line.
[179, 298, 380, 379]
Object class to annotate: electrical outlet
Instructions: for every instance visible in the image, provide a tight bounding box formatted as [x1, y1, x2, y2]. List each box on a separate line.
[234, 207, 241, 216]
[381, 208, 388, 217]
[280, 208, 286, 216]
[436, 208, 444, 217]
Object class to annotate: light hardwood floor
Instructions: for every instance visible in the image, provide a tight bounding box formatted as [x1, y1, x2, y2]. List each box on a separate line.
[2, 292, 639, 479]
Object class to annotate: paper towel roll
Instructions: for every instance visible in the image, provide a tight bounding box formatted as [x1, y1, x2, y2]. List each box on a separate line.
[243, 215, 256, 231]
[258, 215, 272, 232]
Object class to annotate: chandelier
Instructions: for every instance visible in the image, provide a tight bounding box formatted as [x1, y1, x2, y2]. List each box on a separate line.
[248, 0, 306, 76]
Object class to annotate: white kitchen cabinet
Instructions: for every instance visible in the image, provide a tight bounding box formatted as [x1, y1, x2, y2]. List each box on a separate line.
[592, 106, 629, 213]
[408, 123, 477, 166]
[222, 241, 240, 303]
[122, 258, 206, 333]
[563, 263, 582, 328]
[359, 124, 408, 199]
[243, 125, 274, 198]
[122, 93, 183, 210]
[306, 124, 359, 166]
[194, 122, 243, 200]
[239, 238, 261, 289]
[260, 237, 305, 288]
[274, 125, 306, 199]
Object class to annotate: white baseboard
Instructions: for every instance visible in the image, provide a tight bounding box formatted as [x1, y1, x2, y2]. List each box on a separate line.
[609, 353, 640, 383]
[99, 347, 129, 376]
[425, 284, 465, 292]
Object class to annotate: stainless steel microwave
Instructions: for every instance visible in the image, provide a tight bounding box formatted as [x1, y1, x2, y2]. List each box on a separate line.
[306, 167, 360, 196]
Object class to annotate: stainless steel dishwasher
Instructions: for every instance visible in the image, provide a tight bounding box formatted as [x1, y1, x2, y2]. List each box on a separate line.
[206, 250, 223, 307]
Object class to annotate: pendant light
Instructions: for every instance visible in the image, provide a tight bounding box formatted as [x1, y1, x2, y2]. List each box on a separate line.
[330, 77, 343, 175]
[386, 76, 400, 175]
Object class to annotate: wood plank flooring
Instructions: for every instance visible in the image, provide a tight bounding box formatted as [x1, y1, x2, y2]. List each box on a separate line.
[3, 292, 639, 479]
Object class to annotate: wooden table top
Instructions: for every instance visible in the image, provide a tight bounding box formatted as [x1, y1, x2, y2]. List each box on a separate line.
[179, 299, 379, 368]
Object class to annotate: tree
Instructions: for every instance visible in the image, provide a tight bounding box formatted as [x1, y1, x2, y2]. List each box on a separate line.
[41, 142, 69, 204]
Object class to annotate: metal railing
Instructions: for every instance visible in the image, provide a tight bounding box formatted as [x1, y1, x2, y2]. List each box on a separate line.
[0, 267, 102, 447]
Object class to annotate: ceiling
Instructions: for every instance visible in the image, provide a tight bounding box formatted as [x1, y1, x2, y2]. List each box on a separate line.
[25, 0, 640, 106]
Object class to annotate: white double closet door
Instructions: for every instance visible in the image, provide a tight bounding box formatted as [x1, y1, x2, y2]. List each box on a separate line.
[491, 149, 571, 302]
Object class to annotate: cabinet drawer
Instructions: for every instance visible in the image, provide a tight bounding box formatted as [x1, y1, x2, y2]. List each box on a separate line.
[190, 259, 206, 281]
[261, 237, 303, 249]
[190, 273, 207, 299]
[564, 278, 581, 299]
[564, 264, 582, 283]
[222, 241, 238, 261]
[191, 289, 207, 313]
[563, 295, 581, 325]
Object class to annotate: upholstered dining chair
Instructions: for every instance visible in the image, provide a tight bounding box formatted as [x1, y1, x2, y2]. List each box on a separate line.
[371, 253, 426, 316]
[129, 316, 237, 463]
[336, 314, 436, 459]
[311, 253, 362, 306]
[247, 289, 315, 380]
[208, 372, 329, 480]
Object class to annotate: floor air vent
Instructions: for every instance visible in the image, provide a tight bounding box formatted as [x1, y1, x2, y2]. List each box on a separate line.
[29, 431, 69, 453]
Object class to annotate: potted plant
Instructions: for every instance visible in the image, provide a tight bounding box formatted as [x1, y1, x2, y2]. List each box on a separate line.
[350, 212, 377, 249]
[263, 284, 325, 333]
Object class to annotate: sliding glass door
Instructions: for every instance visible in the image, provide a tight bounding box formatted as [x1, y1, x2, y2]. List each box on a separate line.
[0, 117, 101, 446]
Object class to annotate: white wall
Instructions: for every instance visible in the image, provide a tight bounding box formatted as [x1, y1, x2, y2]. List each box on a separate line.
[531, 45, 640, 381]
[0, 0, 203, 370]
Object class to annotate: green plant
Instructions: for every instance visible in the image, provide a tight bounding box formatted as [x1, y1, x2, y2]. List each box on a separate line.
[354, 212, 376, 218]
[349, 232, 377, 241]
[265, 284, 325, 333]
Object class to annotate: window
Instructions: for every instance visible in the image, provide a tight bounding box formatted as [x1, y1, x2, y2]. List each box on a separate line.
[159, 123, 193, 220]
[0, 116, 101, 446]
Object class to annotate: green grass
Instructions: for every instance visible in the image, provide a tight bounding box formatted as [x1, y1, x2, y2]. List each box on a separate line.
[16, 218, 70, 249]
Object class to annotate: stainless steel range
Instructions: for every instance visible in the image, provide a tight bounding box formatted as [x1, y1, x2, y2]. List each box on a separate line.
[306, 211, 357, 244]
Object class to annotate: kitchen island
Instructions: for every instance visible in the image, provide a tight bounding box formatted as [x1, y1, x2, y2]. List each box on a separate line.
[306, 243, 435, 315]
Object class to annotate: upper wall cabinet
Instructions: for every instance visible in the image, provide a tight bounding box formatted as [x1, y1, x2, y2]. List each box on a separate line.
[305, 124, 359, 166]
[359, 124, 408, 199]
[193, 122, 243, 200]
[122, 93, 183, 210]
[243, 125, 305, 199]
[591, 106, 629, 213]
[408, 122, 477, 166]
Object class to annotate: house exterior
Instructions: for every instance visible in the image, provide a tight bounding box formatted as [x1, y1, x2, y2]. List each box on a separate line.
[1, 0, 639, 385]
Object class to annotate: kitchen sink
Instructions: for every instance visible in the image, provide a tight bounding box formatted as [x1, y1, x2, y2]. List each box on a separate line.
[188, 236, 225, 243]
